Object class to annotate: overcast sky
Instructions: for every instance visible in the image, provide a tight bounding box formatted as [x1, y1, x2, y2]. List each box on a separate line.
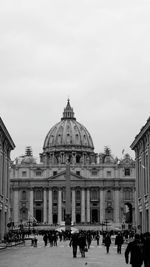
[1, 0, 150, 161]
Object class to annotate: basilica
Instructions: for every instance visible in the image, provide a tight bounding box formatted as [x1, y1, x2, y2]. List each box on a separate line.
[10, 100, 136, 230]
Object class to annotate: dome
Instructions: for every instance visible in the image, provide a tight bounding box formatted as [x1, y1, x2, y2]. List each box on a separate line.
[21, 147, 36, 165]
[21, 156, 36, 165]
[43, 100, 94, 154]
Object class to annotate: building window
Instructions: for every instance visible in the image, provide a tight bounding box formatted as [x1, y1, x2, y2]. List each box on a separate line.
[76, 171, 80, 176]
[53, 171, 57, 176]
[22, 190, 26, 200]
[124, 190, 131, 200]
[106, 171, 111, 177]
[106, 190, 112, 200]
[53, 190, 58, 202]
[36, 171, 42, 176]
[22, 171, 27, 177]
[124, 168, 130, 176]
[76, 190, 81, 201]
[91, 169, 98, 175]
[91, 189, 98, 201]
[35, 190, 42, 200]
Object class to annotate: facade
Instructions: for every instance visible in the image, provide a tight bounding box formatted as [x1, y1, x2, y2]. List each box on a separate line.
[10, 100, 135, 230]
[131, 117, 150, 233]
[0, 117, 15, 240]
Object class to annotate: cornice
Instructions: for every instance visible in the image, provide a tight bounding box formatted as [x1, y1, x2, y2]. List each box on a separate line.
[0, 117, 15, 149]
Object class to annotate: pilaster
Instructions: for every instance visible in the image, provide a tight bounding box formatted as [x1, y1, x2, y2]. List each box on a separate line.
[71, 189, 75, 224]
[48, 189, 52, 224]
[86, 189, 90, 223]
[81, 188, 85, 222]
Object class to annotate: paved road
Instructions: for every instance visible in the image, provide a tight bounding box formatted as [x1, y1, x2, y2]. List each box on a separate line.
[0, 237, 129, 267]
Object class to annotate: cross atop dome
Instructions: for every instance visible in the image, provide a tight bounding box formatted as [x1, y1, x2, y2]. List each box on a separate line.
[61, 99, 76, 120]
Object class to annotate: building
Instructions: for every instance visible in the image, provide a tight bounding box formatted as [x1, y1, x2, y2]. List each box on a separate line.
[131, 117, 150, 233]
[0, 117, 15, 240]
[10, 100, 135, 230]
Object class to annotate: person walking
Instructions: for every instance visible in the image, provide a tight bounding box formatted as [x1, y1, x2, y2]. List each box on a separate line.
[43, 233, 48, 246]
[104, 232, 111, 253]
[96, 232, 100, 246]
[115, 232, 124, 254]
[125, 233, 144, 267]
[69, 233, 79, 258]
[143, 232, 150, 267]
[78, 231, 87, 258]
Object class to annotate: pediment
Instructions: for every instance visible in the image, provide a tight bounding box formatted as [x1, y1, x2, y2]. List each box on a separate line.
[48, 171, 86, 181]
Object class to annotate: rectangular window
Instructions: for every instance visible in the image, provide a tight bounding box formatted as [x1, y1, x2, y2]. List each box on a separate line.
[91, 170, 98, 175]
[107, 171, 111, 177]
[36, 171, 42, 176]
[22, 171, 27, 177]
[76, 190, 81, 201]
[76, 171, 80, 176]
[125, 168, 130, 176]
[91, 189, 98, 201]
[124, 190, 130, 200]
[35, 190, 42, 200]
[53, 171, 57, 176]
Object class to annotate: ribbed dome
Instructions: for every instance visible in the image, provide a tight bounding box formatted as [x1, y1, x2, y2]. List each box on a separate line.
[43, 100, 94, 153]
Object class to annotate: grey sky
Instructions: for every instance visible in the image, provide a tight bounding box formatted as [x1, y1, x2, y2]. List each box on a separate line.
[1, 0, 150, 161]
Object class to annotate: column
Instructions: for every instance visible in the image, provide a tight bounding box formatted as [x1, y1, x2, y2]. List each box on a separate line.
[81, 188, 85, 222]
[100, 189, 104, 222]
[14, 189, 19, 225]
[71, 189, 75, 224]
[58, 189, 62, 224]
[43, 189, 47, 223]
[114, 189, 120, 223]
[48, 189, 52, 224]
[86, 189, 90, 223]
[29, 189, 33, 218]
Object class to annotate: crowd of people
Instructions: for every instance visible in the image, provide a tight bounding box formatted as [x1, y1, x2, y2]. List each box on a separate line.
[3, 228, 150, 266]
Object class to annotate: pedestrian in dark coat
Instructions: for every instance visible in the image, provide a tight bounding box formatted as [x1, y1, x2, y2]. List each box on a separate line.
[143, 232, 150, 267]
[69, 233, 79, 258]
[96, 232, 100, 246]
[104, 233, 111, 253]
[43, 233, 48, 246]
[125, 234, 144, 267]
[115, 232, 124, 254]
[78, 231, 87, 257]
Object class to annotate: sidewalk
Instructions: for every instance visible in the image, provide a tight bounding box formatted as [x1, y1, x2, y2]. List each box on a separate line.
[0, 240, 24, 250]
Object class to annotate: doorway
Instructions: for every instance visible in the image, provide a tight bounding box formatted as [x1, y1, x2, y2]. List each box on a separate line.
[91, 209, 98, 223]
[53, 214, 58, 224]
[35, 209, 42, 223]
[76, 214, 81, 223]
